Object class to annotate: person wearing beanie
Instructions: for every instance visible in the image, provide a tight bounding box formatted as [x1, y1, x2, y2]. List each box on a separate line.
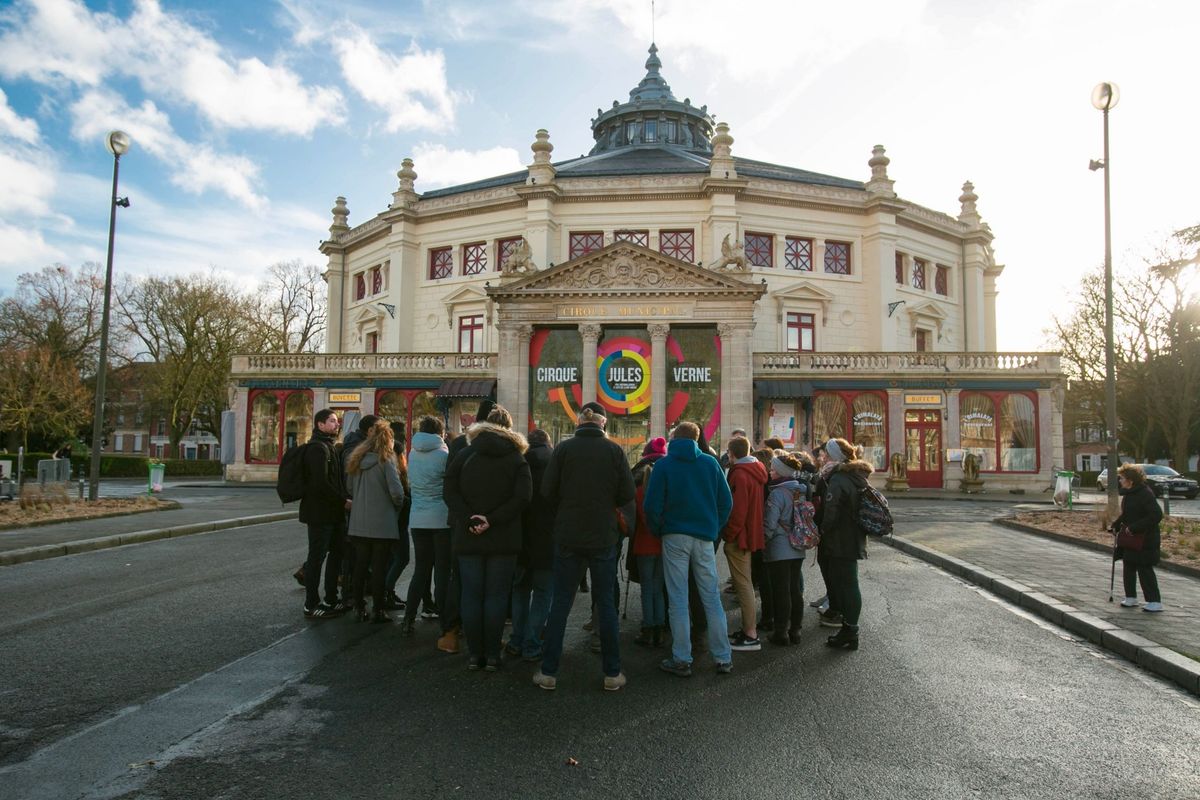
[722, 436, 767, 651]
[817, 437, 874, 651]
[630, 436, 668, 646]
[762, 451, 807, 645]
[644, 421, 735, 677]
[534, 403, 635, 691]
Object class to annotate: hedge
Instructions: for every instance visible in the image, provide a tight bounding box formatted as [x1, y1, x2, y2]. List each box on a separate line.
[2, 453, 223, 478]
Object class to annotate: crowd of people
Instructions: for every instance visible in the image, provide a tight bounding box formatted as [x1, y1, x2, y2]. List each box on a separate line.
[292, 401, 878, 691]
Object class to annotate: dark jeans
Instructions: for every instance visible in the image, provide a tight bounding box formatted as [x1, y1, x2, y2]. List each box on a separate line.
[510, 566, 554, 658]
[458, 554, 517, 660]
[1123, 560, 1161, 603]
[826, 556, 862, 628]
[541, 544, 621, 678]
[817, 549, 837, 613]
[385, 527, 411, 594]
[754, 550, 773, 623]
[405, 529, 451, 625]
[767, 558, 805, 634]
[304, 520, 346, 609]
[352, 537, 393, 611]
[441, 557, 462, 634]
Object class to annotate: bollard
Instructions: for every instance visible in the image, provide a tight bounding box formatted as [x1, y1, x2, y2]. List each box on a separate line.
[79, 477, 86, 501]
[1162, 492, 1171, 518]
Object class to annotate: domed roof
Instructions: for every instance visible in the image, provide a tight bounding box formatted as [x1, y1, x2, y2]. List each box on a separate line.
[588, 43, 715, 156]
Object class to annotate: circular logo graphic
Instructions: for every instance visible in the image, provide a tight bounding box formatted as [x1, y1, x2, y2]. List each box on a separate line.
[596, 337, 651, 414]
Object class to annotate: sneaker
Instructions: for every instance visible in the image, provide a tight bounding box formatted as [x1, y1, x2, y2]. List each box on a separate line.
[331, 598, 354, 615]
[421, 606, 439, 620]
[1120, 597, 1141, 608]
[304, 603, 337, 619]
[1143, 602, 1164, 612]
[809, 595, 827, 608]
[659, 658, 693, 677]
[715, 661, 733, 675]
[504, 642, 521, 657]
[532, 671, 557, 690]
[484, 657, 501, 672]
[436, 628, 460, 654]
[384, 592, 405, 611]
[729, 632, 762, 652]
[603, 673, 627, 692]
[522, 650, 542, 663]
[292, 567, 306, 587]
[818, 610, 844, 628]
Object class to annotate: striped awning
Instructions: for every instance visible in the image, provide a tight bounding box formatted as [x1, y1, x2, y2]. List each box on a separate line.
[754, 380, 813, 399]
[437, 379, 496, 399]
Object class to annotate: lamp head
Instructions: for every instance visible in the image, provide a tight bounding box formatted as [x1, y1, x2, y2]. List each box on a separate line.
[105, 130, 131, 157]
[1091, 82, 1120, 112]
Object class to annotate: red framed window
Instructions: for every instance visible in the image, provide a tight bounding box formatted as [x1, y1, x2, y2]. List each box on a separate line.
[569, 232, 603, 260]
[497, 237, 523, 271]
[895, 252, 905, 284]
[354, 273, 366, 300]
[915, 330, 928, 352]
[912, 258, 927, 290]
[615, 229, 649, 247]
[659, 230, 694, 262]
[429, 247, 453, 280]
[458, 314, 484, 353]
[786, 312, 815, 352]
[462, 242, 487, 275]
[959, 391, 1040, 473]
[811, 390, 888, 469]
[370, 266, 382, 294]
[935, 265, 949, 295]
[247, 389, 315, 464]
[366, 331, 379, 353]
[824, 241, 851, 274]
[745, 232, 772, 268]
[784, 237, 813, 271]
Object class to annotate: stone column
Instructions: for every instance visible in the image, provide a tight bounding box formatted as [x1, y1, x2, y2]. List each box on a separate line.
[232, 386, 249, 470]
[648, 323, 670, 438]
[887, 388, 905, 460]
[515, 324, 534, 432]
[496, 325, 520, 417]
[718, 321, 755, 446]
[945, 389, 962, 448]
[579, 323, 602, 411]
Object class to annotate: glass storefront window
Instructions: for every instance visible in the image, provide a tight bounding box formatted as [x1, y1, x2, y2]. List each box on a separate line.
[665, 326, 721, 452]
[959, 392, 1038, 472]
[852, 393, 886, 469]
[283, 393, 313, 452]
[811, 394, 848, 443]
[529, 327, 584, 447]
[960, 393, 997, 471]
[999, 394, 1037, 471]
[249, 393, 279, 462]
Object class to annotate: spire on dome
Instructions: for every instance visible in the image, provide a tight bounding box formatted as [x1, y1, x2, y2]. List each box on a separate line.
[629, 42, 675, 102]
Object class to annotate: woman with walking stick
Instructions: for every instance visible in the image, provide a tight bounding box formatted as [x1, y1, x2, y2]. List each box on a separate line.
[1110, 463, 1165, 612]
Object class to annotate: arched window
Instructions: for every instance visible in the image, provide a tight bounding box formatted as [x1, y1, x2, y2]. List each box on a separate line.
[249, 393, 279, 463]
[852, 393, 887, 469]
[284, 393, 313, 452]
[248, 389, 314, 463]
[811, 394, 847, 443]
[960, 392, 1039, 472]
[999, 394, 1037, 471]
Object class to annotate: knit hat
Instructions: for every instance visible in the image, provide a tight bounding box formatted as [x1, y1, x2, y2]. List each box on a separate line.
[825, 439, 846, 463]
[771, 456, 797, 478]
[642, 437, 667, 457]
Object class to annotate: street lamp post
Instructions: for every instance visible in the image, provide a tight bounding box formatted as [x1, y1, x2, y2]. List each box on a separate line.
[88, 130, 132, 502]
[1090, 82, 1120, 513]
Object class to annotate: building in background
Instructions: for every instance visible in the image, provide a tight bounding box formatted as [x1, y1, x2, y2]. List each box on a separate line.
[228, 44, 1063, 489]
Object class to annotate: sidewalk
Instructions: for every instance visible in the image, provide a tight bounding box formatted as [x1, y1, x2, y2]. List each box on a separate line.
[890, 508, 1200, 693]
[0, 485, 295, 564]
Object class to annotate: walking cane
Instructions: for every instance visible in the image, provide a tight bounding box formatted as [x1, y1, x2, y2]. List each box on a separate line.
[1108, 551, 1116, 602]
[621, 541, 631, 619]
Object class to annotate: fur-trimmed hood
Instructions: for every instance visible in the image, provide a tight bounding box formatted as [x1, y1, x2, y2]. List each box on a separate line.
[834, 459, 875, 477]
[465, 421, 528, 455]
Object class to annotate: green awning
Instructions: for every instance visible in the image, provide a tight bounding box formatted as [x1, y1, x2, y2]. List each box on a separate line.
[754, 380, 813, 399]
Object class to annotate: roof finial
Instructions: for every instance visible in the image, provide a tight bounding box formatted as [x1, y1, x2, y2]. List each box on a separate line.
[330, 196, 349, 235]
[865, 144, 895, 197]
[958, 180, 982, 227]
[527, 129, 557, 185]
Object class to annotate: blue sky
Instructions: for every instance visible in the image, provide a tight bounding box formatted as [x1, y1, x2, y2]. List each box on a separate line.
[1, 0, 1197, 351]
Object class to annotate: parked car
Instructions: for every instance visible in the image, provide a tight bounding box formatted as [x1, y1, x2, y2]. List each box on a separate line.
[1096, 465, 1199, 498]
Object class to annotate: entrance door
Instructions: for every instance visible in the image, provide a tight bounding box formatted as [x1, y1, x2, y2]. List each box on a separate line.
[905, 410, 942, 488]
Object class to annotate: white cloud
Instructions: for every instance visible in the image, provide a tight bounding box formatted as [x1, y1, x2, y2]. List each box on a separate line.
[0, 0, 343, 135]
[0, 220, 64, 268]
[334, 28, 461, 132]
[70, 89, 266, 209]
[411, 143, 525, 189]
[0, 88, 40, 143]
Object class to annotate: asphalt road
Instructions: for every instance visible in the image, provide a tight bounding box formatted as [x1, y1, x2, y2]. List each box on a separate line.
[1, 509, 1198, 800]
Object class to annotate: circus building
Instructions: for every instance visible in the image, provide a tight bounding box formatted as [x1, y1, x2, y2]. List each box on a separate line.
[228, 44, 1064, 491]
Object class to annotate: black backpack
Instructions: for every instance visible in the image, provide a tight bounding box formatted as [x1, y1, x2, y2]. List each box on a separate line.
[276, 440, 332, 504]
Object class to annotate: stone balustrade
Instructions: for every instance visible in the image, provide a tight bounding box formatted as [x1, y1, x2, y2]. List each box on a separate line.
[754, 351, 1059, 375]
[232, 352, 497, 376]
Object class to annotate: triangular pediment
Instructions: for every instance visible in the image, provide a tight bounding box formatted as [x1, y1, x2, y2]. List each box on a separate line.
[352, 306, 382, 324]
[771, 281, 835, 304]
[908, 300, 948, 321]
[487, 241, 762, 299]
[442, 285, 489, 305]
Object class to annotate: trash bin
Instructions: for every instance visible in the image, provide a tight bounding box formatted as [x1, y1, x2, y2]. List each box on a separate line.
[1054, 470, 1074, 509]
[148, 462, 166, 494]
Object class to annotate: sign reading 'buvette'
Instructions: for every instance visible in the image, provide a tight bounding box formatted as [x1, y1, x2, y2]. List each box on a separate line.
[556, 303, 695, 319]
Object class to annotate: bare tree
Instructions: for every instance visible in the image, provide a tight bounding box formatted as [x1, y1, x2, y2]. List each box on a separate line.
[115, 273, 267, 456]
[0, 345, 91, 450]
[256, 260, 327, 353]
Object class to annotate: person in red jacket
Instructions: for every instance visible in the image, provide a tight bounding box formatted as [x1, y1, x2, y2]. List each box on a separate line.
[722, 435, 768, 651]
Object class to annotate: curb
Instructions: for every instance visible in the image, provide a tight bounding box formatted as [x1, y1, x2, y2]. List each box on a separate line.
[993, 517, 1200, 580]
[881, 534, 1200, 696]
[0, 510, 298, 567]
[0, 500, 182, 532]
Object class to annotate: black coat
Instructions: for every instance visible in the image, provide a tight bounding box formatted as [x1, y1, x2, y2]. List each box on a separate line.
[443, 423, 531, 556]
[817, 460, 874, 560]
[298, 432, 348, 525]
[1113, 483, 1163, 567]
[522, 442, 557, 570]
[542, 424, 636, 551]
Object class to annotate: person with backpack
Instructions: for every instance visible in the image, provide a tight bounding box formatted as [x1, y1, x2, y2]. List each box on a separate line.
[401, 415, 452, 636]
[818, 437, 874, 651]
[508, 428, 557, 661]
[631, 436, 667, 647]
[722, 435, 767, 651]
[346, 420, 410, 623]
[298, 409, 352, 619]
[762, 452, 808, 646]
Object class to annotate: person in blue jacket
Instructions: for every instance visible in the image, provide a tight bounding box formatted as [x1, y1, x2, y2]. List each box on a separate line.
[643, 421, 734, 677]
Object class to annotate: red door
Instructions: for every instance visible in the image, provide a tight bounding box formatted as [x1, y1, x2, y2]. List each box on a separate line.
[905, 410, 942, 488]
